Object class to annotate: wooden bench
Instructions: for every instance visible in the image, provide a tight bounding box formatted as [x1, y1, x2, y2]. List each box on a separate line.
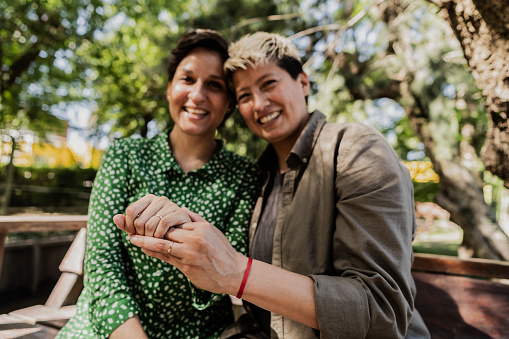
[0, 215, 88, 282]
[1, 215, 509, 338]
[0, 216, 87, 339]
[412, 253, 509, 338]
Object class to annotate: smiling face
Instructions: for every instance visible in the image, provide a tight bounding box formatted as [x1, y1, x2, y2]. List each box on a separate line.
[233, 61, 310, 152]
[167, 47, 231, 139]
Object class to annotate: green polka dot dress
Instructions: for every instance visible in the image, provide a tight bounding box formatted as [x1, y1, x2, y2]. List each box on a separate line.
[56, 131, 260, 339]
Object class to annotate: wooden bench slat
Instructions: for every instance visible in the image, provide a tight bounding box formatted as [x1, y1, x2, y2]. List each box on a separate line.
[0, 327, 46, 338]
[8, 305, 77, 325]
[0, 322, 60, 338]
[0, 215, 88, 233]
[413, 253, 509, 280]
[44, 273, 79, 309]
[0, 314, 26, 325]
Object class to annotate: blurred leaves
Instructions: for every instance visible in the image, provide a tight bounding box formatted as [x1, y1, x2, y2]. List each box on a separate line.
[0, 0, 107, 135]
[0, 0, 489, 164]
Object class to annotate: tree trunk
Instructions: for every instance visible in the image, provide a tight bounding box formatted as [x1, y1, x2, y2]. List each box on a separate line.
[349, 0, 509, 260]
[426, 0, 509, 188]
[0, 136, 16, 216]
[400, 82, 509, 260]
[434, 162, 509, 260]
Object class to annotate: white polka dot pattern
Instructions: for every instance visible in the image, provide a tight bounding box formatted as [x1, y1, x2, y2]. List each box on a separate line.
[56, 131, 260, 339]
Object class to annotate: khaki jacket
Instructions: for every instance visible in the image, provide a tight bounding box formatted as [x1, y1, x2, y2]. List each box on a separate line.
[248, 111, 430, 338]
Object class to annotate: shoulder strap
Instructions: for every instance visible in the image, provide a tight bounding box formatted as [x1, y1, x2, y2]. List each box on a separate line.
[317, 122, 340, 179]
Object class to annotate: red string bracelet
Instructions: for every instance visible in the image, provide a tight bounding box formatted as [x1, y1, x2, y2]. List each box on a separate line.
[236, 257, 253, 299]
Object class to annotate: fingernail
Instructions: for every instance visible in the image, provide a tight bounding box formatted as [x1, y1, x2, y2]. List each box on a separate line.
[130, 236, 137, 245]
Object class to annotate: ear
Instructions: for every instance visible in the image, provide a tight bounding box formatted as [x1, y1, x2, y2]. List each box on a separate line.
[297, 72, 310, 97]
[221, 100, 236, 123]
[227, 98, 236, 114]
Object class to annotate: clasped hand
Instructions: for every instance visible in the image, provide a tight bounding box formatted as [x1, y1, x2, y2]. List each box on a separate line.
[113, 194, 247, 295]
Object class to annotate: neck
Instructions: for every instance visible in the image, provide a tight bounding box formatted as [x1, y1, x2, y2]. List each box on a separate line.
[273, 142, 293, 174]
[169, 129, 218, 173]
[272, 114, 311, 174]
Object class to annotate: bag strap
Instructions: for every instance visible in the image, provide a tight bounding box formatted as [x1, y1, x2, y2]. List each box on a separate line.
[317, 122, 340, 181]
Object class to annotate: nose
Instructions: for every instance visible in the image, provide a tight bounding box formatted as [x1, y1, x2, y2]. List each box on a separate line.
[188, 81, 206, 102]
[253, 90, 270, 113]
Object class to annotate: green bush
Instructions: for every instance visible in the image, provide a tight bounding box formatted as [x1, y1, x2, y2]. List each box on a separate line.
[413, 181, 440, 203]
[0, 165, 97, 209]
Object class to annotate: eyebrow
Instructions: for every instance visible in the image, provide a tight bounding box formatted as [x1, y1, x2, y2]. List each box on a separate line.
[237, 73, 276, 92]
[179, 68, 226, 81]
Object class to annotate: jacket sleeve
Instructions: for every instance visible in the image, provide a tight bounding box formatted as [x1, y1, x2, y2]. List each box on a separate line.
[191, 161, 260, 310]
[311, 126, 417, 338]
[85, 139, 142, 338]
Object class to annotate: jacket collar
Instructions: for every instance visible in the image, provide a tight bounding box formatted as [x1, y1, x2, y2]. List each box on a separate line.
[287, 110, 326, 170]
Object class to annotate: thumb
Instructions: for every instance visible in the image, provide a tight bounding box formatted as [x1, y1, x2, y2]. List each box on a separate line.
[113, 214, 132, 235]
[182, 207, 205, 222]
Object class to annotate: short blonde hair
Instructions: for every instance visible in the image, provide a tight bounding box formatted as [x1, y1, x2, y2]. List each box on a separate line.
[224, 32, 302, 75]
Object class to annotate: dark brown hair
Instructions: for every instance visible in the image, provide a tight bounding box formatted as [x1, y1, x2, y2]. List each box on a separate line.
[167, 29, 235, 115]
[167, 29, 229, 81]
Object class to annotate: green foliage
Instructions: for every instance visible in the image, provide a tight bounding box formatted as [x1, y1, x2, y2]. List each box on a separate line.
[307, 0, 487, 167]
[412, 181, 440, 203]
[1, 0, 488, 159]
[82, 1, 191, 139]
[0, 165, 96, 210]
[389, 1, 487, 163]
[412, 241, 459, 257]
[0, 0, 108, 135]
[0, 0, 495, 212]
[217, 110, 268, 159]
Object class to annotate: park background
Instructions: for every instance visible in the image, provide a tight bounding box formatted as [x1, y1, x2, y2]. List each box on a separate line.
[1, 0, 509, 313]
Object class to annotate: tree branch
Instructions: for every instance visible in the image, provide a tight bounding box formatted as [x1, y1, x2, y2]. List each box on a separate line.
[289, 0, 386, 40]
[229, 13, 302, 32]
[7, 48, 41, 87]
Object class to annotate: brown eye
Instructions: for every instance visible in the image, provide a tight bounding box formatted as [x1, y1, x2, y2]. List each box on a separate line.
[208, 81, 224, 90]
[237, 93, 250, 102]
[262, 79, 277, 88]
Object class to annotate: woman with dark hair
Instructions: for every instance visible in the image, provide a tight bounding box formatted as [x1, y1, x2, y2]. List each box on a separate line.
[56, 29, 259, 339]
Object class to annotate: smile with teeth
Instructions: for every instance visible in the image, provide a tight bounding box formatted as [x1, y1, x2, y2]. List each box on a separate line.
[186, 107, 208, 115]
[259, 111, 281, 124]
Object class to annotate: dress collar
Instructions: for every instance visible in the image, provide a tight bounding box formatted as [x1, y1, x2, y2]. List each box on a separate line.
[152, 130, 227, 176]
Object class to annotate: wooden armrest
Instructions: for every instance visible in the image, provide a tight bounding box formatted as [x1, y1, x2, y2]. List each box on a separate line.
[59, 228, 86, 274]
[8, 305, 77, 325]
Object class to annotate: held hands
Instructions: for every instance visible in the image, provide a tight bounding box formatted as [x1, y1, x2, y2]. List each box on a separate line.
[113, 195, 247, 295]
[113, 194, 191, 239]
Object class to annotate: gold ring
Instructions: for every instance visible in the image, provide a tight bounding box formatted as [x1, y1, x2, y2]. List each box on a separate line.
[155, 214, 163, 221]
[167, 241, 175, 255]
